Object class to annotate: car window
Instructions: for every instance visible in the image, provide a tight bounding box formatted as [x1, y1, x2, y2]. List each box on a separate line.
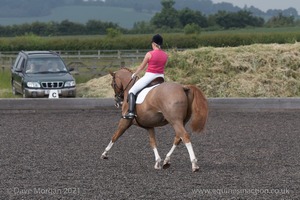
[46, 59, 67, 72]
[16, 57, 25, 71]
[25, 61, 40, 73]
[27, 57, 68, 73]
[12, 55, 21, 69]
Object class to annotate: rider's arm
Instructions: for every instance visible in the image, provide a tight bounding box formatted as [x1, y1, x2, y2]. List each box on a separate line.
[133, 52, 151, 77]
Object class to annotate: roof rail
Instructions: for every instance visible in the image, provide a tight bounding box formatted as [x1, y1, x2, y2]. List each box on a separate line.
[50, 50, 60, 55]
[24, 51, 53, 55]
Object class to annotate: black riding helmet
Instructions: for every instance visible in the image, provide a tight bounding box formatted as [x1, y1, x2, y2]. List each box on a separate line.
[152, 34, 163, 46]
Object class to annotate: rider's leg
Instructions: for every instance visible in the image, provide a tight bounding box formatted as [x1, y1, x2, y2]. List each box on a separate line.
[123, 72, 161, 119]
[123, 93, 136, 119]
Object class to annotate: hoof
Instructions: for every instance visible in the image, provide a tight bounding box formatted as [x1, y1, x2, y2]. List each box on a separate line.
[154, 160, 162, 170]
[163, 162, 171, 169]
[192, 160, 199, 172]
[101, 153, 108, 159]
[192, 166, 200, 172]
[163, 157, 171, 169]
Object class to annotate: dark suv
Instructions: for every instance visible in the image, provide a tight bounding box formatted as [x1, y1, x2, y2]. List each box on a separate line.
[11, 51, 76, 98]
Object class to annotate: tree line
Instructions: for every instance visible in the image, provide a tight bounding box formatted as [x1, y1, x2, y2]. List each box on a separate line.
[0, 0, 298, 37]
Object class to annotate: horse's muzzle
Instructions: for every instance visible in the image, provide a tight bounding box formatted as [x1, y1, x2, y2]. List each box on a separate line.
[114, 95, 123, 108]
[114, 101, 123, 108]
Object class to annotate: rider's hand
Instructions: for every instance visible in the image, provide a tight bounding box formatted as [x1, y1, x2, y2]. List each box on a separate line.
[131, 73, 136, 79]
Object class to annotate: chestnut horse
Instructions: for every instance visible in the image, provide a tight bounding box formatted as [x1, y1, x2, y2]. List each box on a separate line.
[101, 68, 208, 172]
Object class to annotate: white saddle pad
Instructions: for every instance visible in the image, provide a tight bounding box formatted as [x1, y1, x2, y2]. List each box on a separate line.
[136, 84, 160, 104]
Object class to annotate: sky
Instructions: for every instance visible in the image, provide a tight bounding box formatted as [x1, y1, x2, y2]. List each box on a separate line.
[211, 0, 300, 12]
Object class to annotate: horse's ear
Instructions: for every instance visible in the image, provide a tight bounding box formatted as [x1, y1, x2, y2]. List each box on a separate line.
[109, 70, 115, 76]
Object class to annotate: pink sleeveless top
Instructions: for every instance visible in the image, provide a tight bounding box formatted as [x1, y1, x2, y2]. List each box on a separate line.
[146, 49, 168, 74]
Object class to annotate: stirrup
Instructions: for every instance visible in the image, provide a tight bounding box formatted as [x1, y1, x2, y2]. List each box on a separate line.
[123, 112, 136, 119]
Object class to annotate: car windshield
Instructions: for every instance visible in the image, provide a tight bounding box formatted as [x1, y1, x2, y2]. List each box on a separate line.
[25, 57, 68, 74]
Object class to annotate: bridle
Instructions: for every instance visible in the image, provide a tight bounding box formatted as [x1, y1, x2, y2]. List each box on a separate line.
[111, 72, 137, 108]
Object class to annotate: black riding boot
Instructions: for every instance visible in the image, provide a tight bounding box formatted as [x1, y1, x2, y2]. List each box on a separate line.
[123, 93, 136, 119]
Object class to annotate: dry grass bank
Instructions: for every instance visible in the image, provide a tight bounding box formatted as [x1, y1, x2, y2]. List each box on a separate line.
[76, 74, 115, 98]
[77, 43, 300, 98]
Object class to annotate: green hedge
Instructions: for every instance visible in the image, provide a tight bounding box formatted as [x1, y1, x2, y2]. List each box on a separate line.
[1, 31, 300, 51]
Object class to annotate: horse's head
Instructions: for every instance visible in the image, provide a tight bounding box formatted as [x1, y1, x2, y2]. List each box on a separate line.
[110, 70, 124, 108]
[110, 68, 137, 108]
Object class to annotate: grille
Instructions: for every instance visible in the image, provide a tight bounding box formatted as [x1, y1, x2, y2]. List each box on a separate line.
[41, 81, 64, 89]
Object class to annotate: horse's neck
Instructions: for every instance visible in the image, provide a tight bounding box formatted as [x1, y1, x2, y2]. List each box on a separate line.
[121, 75, 133, 93]
[118, 68, 135, 93]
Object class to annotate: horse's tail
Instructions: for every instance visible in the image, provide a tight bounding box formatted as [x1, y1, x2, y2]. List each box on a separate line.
[184, 85, 208, 134]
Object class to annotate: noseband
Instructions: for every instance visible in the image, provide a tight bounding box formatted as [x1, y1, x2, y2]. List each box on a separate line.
[112, 72, 137, 108]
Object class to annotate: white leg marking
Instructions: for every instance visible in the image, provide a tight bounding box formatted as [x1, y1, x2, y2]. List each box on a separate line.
[153, 148, 162, 169]
[153, 148, 161, 162]
[185, 142, 199, 172]
[105, 141, 114, 152]
[185, 142, 197, 162]
[163, 145, 177, 169]
[166, 145, 177, 158]
[101, 141, 114, 159]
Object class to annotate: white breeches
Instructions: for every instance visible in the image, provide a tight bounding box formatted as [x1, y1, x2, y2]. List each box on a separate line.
[129, 72, 164, 95]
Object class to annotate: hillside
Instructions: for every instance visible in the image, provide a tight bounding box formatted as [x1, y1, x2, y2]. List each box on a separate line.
[0, 0, 298, 29]
[0, 6, 153, 29]
[77, 43, 300, 98]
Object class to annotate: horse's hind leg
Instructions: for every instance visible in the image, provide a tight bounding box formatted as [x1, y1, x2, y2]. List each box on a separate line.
[101, 119, 132, 159]
[148, 128, 162, 169]
[163, 136, 182, 169]
[186, 142, 199, 172]
[173, 123, 199, 172]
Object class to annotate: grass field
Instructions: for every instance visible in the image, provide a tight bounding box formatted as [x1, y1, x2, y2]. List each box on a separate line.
[203, 26, 300, 34]
[0, 68, 16, 98]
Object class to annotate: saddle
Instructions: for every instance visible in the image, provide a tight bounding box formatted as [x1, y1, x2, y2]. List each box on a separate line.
[145, 77, 164, 88]
[135, 77, 164, 94]
[136, 77, 165, 104]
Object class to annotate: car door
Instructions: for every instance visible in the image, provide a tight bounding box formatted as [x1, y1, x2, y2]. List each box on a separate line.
[11, 55, 26, 94]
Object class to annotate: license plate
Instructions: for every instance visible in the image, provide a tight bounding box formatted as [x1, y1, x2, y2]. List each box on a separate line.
[48, 89, 62, 98]
[45, 90, 61, 94]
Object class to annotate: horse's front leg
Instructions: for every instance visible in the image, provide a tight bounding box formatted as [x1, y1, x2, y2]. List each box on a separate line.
[163, 136, 182, 169]
[148, 128, 162, 169]
[101, 118, 132, 159]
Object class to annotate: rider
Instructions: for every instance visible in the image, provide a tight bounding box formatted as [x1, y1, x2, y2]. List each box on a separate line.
[123, 34, 168, 119]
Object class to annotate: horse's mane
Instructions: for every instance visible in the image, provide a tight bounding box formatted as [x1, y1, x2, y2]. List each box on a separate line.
[120, 67, 133, 74]
[119, 67, 139, 79]
[116, 67, 139, 80]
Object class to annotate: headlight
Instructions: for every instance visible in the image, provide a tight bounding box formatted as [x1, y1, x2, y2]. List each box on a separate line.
[64, 81, 76, 87]
[27, 82, 41, 88]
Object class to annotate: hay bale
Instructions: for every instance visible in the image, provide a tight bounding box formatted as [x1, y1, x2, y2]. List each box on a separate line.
[76, 74, 114, 98]
[77, 43, 300, 98]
